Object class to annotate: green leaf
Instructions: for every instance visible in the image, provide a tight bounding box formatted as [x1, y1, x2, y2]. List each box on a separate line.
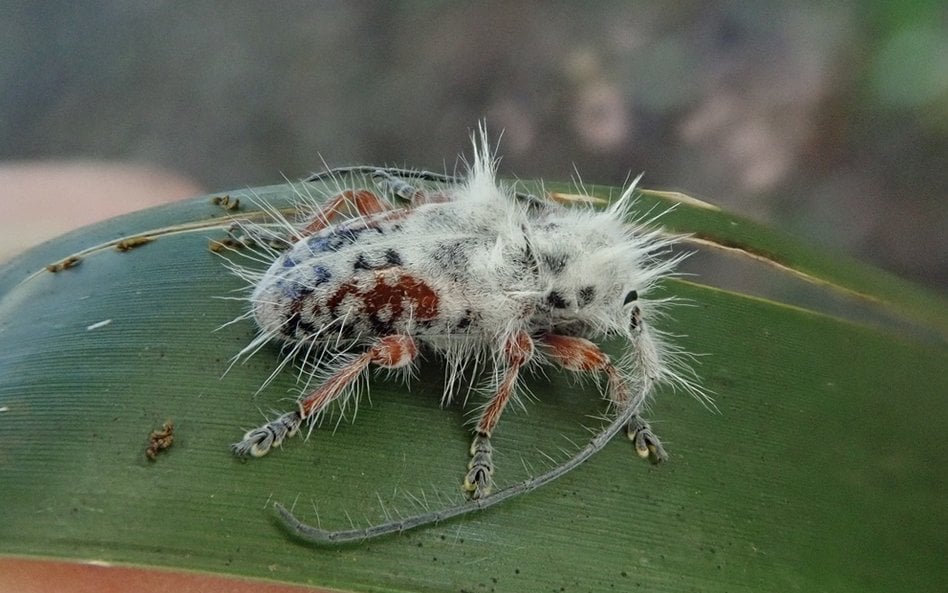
[1, 181, 945, 592]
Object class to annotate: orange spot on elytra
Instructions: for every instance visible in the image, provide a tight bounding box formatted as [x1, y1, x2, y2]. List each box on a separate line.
[326, 270, 440, 327]
[326, 280, 361, 313]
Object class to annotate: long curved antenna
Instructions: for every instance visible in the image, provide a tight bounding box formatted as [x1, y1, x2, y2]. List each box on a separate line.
[274, 399, 641, 544]
[305, 166, 551, 211]
[305, 166, 463, 185]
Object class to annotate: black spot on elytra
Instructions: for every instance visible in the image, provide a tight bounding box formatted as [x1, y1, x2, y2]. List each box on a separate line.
[368, 315, 395, 336]
[430, 239, 479, 281]
[288, 315, 315, 336]
[508, 237, 540, 280]
[284, 299, 315, 337]
[577, 286, 596, 307]
[416, 318, 437, 330]
[310, 266, 332, 286]
[278, 279, 314, 301]
[333, 320, 358, 340]
[541, 253, 568, 275]
[521, 224, 537, 269]
[353, 248, 403, 271]
[307, 227, 367, 253]
[456, 309, 475, 330]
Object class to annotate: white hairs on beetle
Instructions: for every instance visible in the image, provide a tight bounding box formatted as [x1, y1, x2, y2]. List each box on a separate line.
[220, 124, 704, 543]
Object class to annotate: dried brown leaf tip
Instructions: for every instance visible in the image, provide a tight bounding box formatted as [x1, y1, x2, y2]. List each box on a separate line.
[146, 420, 175, 461]
[548, 192, 608, 206]
[212, 195, 240, 211]
[208, 237, 244, 252]
[45, 255, 82, 273]
[116, 236, 155, 252]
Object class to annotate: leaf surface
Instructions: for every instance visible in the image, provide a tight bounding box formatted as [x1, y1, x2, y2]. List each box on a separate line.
[1, 181, 945, 592]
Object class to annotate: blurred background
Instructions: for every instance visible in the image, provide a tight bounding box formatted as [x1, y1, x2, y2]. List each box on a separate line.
[1, 1, 945, 292]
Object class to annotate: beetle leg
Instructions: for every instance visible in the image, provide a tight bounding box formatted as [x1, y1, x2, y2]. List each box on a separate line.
[232, 334, 418, 458]
[464, 330, 534, 499]
[539, 333, 667, 464]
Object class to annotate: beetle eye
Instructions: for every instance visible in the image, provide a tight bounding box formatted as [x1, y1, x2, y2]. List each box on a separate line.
[622, 290, 638, 305]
